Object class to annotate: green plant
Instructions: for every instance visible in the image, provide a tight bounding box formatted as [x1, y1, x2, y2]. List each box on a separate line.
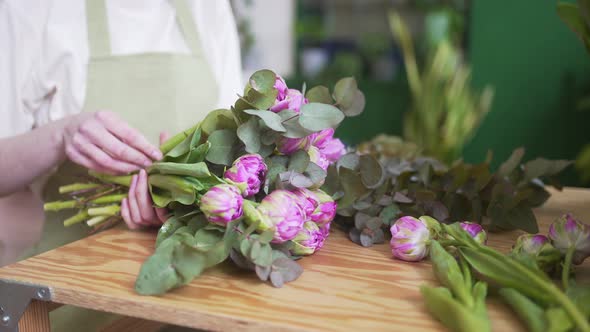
[389, 12, 494, 164]
[557, 0, 590, 183]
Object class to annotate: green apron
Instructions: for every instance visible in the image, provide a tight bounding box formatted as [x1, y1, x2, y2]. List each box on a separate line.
[32, 0, 218, 329]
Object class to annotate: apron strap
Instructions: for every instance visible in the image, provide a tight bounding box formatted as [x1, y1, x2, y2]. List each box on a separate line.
[85, 0, 203, 57]
[86, 0, 112, 58]
[170, 0, 204, 57]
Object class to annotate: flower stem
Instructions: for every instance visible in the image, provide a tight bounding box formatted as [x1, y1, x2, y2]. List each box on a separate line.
[44, 200, 78, 211]
[59, 183, 101, 194]
[159, 123, 200, 155]
[89, 171, 133, 186]
[63, 210, 89, 227]
[88, 205, 121, 217]
[86, 215, 109, 227]
[90, 194, 127, 205]
[562, 246, 575, 290]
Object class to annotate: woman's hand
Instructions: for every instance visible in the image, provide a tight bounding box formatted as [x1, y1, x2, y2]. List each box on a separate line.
[62, 111, 163, 174]
[120, 132, 170, 229]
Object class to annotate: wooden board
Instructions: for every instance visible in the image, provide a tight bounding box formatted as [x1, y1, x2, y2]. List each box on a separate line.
[0, 188, 589, 331]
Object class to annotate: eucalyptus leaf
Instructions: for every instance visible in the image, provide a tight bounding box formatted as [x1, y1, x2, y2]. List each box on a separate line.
[306, 85, 333, 104]
[298, 103, 345, 131]
[237, 117, 261, 153]
[360, 154, 385, 189]
[340, 90, 366, 117]
[333, 77, 358, 108]
[288, 150, 310, 173]
[201, 109, 237, 136]
[206, 129, 238, 166]
[186, 141, 211, 164]
[244, 109, 286, 132]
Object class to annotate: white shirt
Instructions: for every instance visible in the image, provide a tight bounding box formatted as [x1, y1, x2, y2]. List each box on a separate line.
[0, 0, 243, 138]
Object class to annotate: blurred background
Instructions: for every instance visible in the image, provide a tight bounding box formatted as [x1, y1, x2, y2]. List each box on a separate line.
[230, 0, 590, 187]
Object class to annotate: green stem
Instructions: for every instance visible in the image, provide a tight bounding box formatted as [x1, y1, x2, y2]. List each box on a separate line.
[90, 194, 127, 205]
[479, 246, 589, 332]
[159, 123, 200, 155]
[63, 210, 89, 227]
[44, 200, 78, 211]
[562, 246, 575, 290]
[88, 171, 133, 186]
[59, 183, 101, 194]
[88, 205, 121, 217]
[86, 215, 109, 227]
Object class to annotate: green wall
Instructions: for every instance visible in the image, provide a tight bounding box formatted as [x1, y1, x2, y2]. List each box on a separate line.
[464, 0, 590, 185]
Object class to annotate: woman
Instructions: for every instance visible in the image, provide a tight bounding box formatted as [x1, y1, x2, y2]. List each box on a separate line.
[0, 0, 242, 328]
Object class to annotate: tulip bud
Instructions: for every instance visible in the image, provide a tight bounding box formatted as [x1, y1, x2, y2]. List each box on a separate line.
[511, 234, 563, 271]
[291, 221, 327, 256]
[277, 136, 311, 155]
[200, 184, 243, 226]
[311, 129, 346, 163]
[310, 190, 337, 225]
[224, 154, 267, 197]
[390, 216, 431, 262]
[549, 214, 590, 264]
[271, 88, 307, 113]
[307, 146, 330, 171]
[290, 188, 319, 219]
[459, 222, 487, 245]
[274, 75, 288, 100]
[257, 190, 305, 243]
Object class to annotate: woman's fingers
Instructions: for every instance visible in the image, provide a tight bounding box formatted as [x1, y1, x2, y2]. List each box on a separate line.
[95, 112, 163, 160]
[135, 170, 158, 224]
[159, 131, 172, 145]
[127, 175, 146, 225]
[81, 122, 153, 168]
[121, 198, 140, 230]
[70, 132, 139, 174]
[64, 144, 113, 174]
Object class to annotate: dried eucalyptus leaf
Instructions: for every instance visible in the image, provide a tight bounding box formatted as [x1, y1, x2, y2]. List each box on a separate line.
[349, 228, 361, 244]
[360, 154, 385, 189]
[230, 249, 254, 270]
[354, 212, 371, 229]
[522, 158, 572, 183]
[352, 201, 372, 211]
[372, 228, 385, 244]
[255, 265, 271, 281]
[270, 271, 285, 288]
[359, 233, 373, 247]
[393, 192, 413, 203]
[272, 258, 303, 284]
[337, 153, 360, 171]
[498, 148, 525, 177]
[299, 103, 345, 131]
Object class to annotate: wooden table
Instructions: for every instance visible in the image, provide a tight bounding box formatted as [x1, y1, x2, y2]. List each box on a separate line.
[0, 188, 589, 332]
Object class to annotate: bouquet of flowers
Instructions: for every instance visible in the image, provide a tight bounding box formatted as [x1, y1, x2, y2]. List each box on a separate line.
[44, 69, 366, 295]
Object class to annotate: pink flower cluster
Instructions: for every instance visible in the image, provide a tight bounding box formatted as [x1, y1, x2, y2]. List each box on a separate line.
[272, 76, 346, 170]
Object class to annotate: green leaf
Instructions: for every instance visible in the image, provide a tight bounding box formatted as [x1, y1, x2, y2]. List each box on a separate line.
[237, 117, 261, 153]
[258, 229, 275, 244]
[278, 110, 312, 138]
[252, 243, 273, 267]
[306, 86, 333, 104]
[305, 162, 327, 186]
[359, 154, 384, 189]
[201, 109, 237, 136]
[148, 162, 211, 178]
[338, 167, 369, 210]
[244, 109, 286, 132]
[148, 175, 197, 206]
[155, 216, 184, 248]
[499, 288, 546, 332]
[545, 307, 574, 332]
[379, 204, 400, 226]
[206, 129, 238, 166]
[135, 244, 179, 295]
[194, 228, 224, 251]
[298, 103, 345, 131]
[497, 147, 525, 177]
[186, 141, 211, 164]
[249, 69, 277, 93]
[557, 2, 590, 52]
[430, 241, 473, 307]
[163, 134, 192, 159]
[337, 153, 360, 171]
[171, 234, 206, 284]
[240, 238, 252, 257]
[288, 150, 310, 173]
[333, 77, 358, 108]
[420, 286, 491, 332]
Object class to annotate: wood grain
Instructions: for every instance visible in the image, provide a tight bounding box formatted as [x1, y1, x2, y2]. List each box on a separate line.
[1, 188, 589, 331]
[99, 317, 165, 332]
[18, 300, 50, 332]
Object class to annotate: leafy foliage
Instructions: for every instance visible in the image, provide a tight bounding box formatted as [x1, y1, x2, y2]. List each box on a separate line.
[325, 147, 571, 247]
